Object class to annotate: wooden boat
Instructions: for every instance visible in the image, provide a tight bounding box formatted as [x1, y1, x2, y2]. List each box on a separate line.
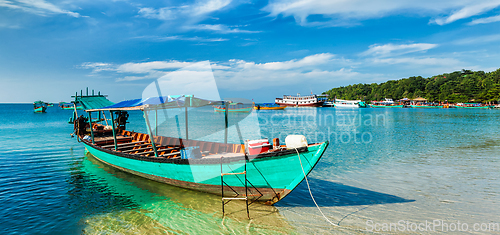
[454, 103, 492, 109]
[213, 102, 252, 113]
[370, 98, 402, 108]
[33, 101, 47, 113]
[370, 104, 404, 108]
[254, 103, 286, 110]
[75, 95, 329, 205]
[334, 99, 368, 108]
[410, 105, 443, 108]
[60, 102, 83, 110]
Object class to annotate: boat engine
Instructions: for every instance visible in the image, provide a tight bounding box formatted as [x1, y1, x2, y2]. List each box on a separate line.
[74, 115, 88, 136]
[114, 111, 129, 131]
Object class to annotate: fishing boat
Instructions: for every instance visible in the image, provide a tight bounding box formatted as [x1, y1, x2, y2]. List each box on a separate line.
[370, 104, 404, 108]
[74, 95, 329, 205]
[370, 98, 403, 108]
[454, 103, 492, 109]
[33, 101, 47, 113]
[334, 99, 368, 108]
[60, 102, 83, 110]
[213, 102, 252, 112]
[254, 103, 286, 110]
[410, 105, 443, 108]
[275, 94, 324, 107]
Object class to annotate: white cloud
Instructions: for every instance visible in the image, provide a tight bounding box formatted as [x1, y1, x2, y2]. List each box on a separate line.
[79, 54, 370, 90]
[186, 24, 260, 34]
[263, 0, 500, 26]
[468, 14, 500, 25]
[133, 35, 229, 42]
[117, 61, 195, 74]
[79, 62, 116, 72]
[137, 0, 231, 22]
[452, 34, 500, 45]
[360, 43, 438, 57]
[79, 49, 480, 92]
[137, 0, 256, 35]
[0, 0, 82, 17]
[371, 57, 461, 66]
[432, 1, 500, 25]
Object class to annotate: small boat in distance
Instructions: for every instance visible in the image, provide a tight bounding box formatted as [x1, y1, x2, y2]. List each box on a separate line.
[370, 98, 404, 108]
[59, 102, 83, 110]
[213, 102, 252, 112]
[334, 99, 368, 108]
[454, 103, 492, 109]
[275, 94, 325, 107]
[254, 103, 286, 110]
[33, 101, 47, 113]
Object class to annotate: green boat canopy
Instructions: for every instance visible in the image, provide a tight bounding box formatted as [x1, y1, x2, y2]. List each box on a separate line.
[75, 96, 115, 111]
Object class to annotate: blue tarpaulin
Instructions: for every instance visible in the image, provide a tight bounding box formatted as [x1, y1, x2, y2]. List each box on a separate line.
[86, 95, 222, 111]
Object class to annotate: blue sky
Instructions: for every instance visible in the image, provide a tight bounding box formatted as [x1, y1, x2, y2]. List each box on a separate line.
[1, 0, 500, 103]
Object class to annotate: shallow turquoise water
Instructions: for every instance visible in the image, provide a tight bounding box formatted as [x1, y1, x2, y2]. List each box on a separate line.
[0, 104, 499, 234]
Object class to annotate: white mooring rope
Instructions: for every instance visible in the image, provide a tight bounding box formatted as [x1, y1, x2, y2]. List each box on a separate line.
[295, 148, 339, 227]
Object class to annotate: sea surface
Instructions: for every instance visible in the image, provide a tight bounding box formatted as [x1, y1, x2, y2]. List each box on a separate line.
[0, 104, 499, 234]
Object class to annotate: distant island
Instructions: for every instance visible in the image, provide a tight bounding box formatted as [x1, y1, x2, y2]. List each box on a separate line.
[323, 69, 500, 103]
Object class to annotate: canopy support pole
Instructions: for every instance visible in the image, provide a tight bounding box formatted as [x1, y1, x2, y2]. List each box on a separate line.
[144, 110, 159, 158]
[102, 111, 109, 126]
[109, 111, 118, 151]
[88, 111, 95, 144]
[155, 109, 158, 136]
[224, 102, 228, 145]
[185, 97, 189, 140]
[235, 123, 243, 145]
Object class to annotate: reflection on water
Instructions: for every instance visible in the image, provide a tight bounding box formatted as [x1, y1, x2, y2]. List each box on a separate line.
[80, 153, 295, 234]
[1, 104, 500, 234]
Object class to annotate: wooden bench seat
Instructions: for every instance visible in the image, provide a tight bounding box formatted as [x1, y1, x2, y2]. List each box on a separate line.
[101, 141, 147, 148]
[135, 148, 180, 156]
[93, 136, 133, 145]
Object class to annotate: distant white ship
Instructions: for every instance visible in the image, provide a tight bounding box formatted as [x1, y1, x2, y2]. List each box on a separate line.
[334, 99, 368, 108]
[275, 94, 325, 107]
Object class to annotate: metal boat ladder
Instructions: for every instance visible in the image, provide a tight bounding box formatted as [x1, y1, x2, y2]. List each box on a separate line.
[220, 155, 262, 219]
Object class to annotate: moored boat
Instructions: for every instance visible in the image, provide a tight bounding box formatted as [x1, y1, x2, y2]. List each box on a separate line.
[454, 106, 492, 109]
[454, 103, 492, 109]
[369, 98, 403, 108]
[60, 102, 83, 110]
[214, 102, 252, 112]
[334, 99, 368, 108]
[75, 95, 329, 205]
[254, 103, 286, 110]
[410, 105, 443, 108]
[33, 101, 47, 113]
[275, 94, 324, 107]
[370, 104, 404, 108]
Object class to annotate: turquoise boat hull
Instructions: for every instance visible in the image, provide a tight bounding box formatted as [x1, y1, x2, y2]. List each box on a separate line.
[410, 105, 443, 108]
[213, 106, 252, 113]
[370, 105, 404, 108]
[454, 106, 492, 109]
[83, 140, 329, 204]
[34, 107, 46, 113]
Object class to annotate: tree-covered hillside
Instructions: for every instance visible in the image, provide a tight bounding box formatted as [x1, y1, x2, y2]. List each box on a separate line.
[324, 69, 500, 103]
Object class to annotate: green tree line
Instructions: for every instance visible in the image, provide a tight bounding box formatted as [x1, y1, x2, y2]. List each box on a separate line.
[324, 69, 500, 103]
